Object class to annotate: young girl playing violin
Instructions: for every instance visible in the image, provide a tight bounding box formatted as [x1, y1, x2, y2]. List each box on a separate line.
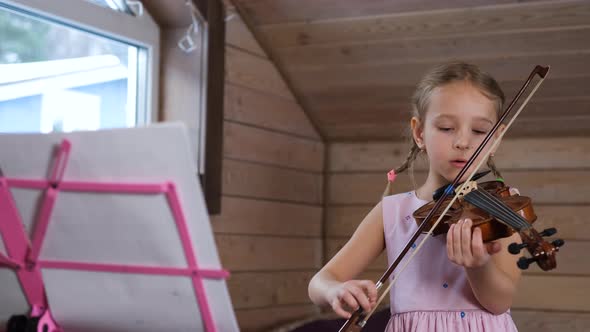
[308, 62, 522, 331]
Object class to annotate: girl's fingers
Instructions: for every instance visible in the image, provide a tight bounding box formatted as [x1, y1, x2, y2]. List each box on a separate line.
[447, 223, 455, 259]
[471, 226, 486, 258]
[331, 298, 352, 319]
[452, 220, 464, 262]
[340, 291, 359, 312]
[359, 280, 378, 303]
[349, 285, 372, 312]
[461, 219, 473, 262]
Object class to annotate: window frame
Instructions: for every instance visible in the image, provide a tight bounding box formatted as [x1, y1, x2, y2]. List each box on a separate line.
[0, 0, 160, 125]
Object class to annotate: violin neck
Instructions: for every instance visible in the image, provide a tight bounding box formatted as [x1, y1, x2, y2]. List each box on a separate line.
[463, 189, 531, 231]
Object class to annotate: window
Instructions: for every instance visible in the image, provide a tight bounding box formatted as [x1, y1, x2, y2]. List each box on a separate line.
[0, 0, 159, 133]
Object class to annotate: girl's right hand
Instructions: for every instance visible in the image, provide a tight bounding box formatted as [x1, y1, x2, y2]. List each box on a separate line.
[327, 280, 378, 318]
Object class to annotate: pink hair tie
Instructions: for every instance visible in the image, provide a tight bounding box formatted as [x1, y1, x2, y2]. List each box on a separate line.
[387, 169, 396, 182]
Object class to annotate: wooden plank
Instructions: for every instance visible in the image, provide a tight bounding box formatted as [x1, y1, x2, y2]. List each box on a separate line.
[226, 15, 267, 57]
[301, 87, 590, 143]
[224, 121, 324, 172]
[328, 137, 590, 172]
[305, 77, 590, 110]
[513, 275, 590, 311]
[328, 141, 432, 172]
[235, 304, 318, 332]
[279, 28, 590, 69]
[324, 122, 409, 141]
[216, 234, 322, 271]
[506, 116, 590, 139]
[328, 171, 424, 205]
[315, 98, 590, 129]
[494, 136, 590, 171]
[323, 116, 590, 141]
[328, 170, 590, 205]
[286, 53, 590, 90]
[327, 205, 590, 241]
[233, 0, 558, 25]
[258, 1, 590, 47]
[224, 83, 320, 139]
[534, 205, 590, 241]
[326, 205, 374, 237]
[223, 159, 323, 204]
[228, 271, 315, 309]
[225, 46, 295, 101]
[512, 310, 590, 332]
[212, 196, 322, 237]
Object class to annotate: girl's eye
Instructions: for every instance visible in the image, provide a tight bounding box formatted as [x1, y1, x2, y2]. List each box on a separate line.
[473, 129, 487, 135]
[438, 127, 453, 132]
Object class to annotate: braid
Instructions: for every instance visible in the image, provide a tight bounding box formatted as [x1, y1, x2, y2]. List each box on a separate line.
[487, 155, 503, 180]
[383, 142, 421, 197]
[395, 143, 421, 175]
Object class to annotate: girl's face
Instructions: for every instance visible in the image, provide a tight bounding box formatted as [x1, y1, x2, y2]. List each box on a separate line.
[412, 81, 501, 185]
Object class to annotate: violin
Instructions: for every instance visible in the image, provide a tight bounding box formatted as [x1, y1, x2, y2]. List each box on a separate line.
[413, 178, 564, 270]
[413, 180, 535, 242]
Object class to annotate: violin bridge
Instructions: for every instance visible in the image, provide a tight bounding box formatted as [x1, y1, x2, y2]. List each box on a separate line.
[455, 181, 478, 198]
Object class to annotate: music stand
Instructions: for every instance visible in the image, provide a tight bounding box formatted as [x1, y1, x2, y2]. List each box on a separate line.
[0, 123, 239, 332]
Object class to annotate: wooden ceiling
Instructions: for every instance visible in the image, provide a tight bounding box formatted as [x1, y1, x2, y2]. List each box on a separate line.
[231, 0, 590, 141]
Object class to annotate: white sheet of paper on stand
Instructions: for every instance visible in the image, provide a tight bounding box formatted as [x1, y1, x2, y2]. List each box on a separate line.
[0, 123, 239, 332]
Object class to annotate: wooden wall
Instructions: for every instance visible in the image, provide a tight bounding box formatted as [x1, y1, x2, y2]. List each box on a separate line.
[210, 6, 325, 331]
[327, 137, 590, 331]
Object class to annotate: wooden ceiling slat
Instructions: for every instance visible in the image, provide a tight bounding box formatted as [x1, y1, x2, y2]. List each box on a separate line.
[257, 1, 590, 48]
[324, 116, 590, 141]
[232, 0, 562, 26]
[314, 98, 590, 126]
[286, 53, 590, 90]
[276, 28, 590, 69]
[303, 77, 590, 110]
[226, 15, 267, 57]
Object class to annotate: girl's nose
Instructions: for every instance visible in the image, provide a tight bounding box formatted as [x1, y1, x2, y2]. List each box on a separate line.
[454, 133, 471, 150]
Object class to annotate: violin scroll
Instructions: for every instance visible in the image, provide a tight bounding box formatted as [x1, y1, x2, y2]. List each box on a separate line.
[511, 227, 565, 271]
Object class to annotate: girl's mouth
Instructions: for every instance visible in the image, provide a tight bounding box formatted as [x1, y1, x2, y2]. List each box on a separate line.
[450, 160, 467, 168]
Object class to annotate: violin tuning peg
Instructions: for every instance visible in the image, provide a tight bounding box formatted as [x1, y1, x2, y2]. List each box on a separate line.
[517, 257, 536, 270]
[539, 227, 557, 237]
[508, 242, 527, 255]
[552, 239, 565, 248]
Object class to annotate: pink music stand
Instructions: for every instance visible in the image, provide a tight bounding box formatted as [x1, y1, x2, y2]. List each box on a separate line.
[0, 124, 239, 332]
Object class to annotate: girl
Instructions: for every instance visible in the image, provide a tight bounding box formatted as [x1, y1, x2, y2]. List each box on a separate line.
[308, 62, 522, 331]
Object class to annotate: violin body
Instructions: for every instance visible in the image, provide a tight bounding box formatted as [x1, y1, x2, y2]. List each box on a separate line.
[412, 181, 537, 243]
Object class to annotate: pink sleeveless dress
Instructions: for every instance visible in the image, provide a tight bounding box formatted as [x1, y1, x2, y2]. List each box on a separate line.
[382, 191, 519, 332]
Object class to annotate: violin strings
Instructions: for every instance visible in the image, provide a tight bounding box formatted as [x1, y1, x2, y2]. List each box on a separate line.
[472, 189, 530, 229]
[466, 190, 529, 230]
[464, 192, 524, 230]
[463, 189, 530, 230]
[477, 189, 531, 229]
[468, 190, 521, 227]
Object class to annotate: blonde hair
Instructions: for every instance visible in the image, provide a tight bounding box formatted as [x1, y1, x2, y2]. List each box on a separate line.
[384, 61, 505, 197]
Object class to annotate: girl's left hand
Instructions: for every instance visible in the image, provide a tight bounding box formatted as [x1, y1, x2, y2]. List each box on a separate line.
[447, 218, 502, 268]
